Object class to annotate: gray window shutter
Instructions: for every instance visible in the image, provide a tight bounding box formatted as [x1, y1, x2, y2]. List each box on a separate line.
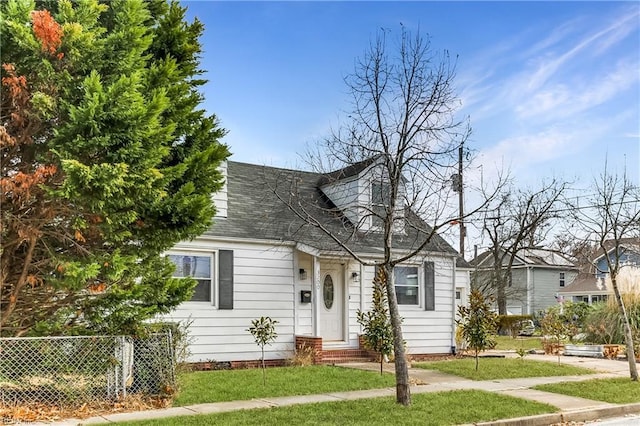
[219, 250, 234, 309]
[424, 261, 435, 311]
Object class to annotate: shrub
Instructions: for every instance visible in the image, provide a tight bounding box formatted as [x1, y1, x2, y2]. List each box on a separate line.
[584, 295, 640, 345]
[290, 343, 317, 366]
[497, 315, 533, 337]
[456, 290, 498, 371]
[357, 268, 394, 374]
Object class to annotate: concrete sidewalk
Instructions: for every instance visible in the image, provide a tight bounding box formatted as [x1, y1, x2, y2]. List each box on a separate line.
[39, 353, 640, 426]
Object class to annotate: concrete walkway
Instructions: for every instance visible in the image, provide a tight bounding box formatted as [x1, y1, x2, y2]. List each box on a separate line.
[39, 353, 640, 426]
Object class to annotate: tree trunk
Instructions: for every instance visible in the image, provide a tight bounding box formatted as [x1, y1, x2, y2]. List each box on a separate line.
[261, 346, 266, 385]
[497, 280, 507, 315]
[384, 264, 411, 406]
[611, 277, 638, 381]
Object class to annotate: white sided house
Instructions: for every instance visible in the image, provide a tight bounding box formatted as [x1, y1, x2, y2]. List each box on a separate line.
[164, 158, 470, 366]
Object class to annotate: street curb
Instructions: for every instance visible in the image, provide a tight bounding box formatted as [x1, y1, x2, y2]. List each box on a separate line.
[469, 402, 640, 426]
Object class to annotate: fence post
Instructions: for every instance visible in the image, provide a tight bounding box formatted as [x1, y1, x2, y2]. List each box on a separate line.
[118, 336, 125, 399]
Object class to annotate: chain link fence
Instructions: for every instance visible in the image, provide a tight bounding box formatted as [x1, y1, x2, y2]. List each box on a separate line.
[0, 333, 175, 408]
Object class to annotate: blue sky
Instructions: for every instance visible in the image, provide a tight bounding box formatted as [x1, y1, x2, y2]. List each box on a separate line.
[184, 1, 640, 189]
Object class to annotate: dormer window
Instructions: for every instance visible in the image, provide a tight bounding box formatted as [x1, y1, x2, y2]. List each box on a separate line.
[371, 182, 391, 206]
[371, 182, 391, 228]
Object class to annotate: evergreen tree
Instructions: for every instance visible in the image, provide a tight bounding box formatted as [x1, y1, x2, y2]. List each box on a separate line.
[456, 290, 498, 371]
[0, 0, 229, 336]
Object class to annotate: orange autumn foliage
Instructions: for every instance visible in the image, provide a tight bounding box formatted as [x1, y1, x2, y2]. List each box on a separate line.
[0, 165, 58, 202]
[1, 63, 27, 100]
[31, 9, 64, 59]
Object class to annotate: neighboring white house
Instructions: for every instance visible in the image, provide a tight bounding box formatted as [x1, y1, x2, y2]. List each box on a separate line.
[472, 248, 578, 315]
[163, 158, 470, 364]
[559, 240, 640, 304]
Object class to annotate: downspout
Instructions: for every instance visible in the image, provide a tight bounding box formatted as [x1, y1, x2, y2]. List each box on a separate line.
[526, 267, 533, 315]
[292, 250, 298, 336]
[451, 256, 457, 355]
[343, 262, 349, 343]
[359, 263, 365, 320]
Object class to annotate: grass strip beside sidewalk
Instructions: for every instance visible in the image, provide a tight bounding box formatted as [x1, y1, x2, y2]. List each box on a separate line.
[534, 377, 640, 404]
[414, 358, 593, 381]
[174, 365, 396, 406]
[120, 389, 557, 425]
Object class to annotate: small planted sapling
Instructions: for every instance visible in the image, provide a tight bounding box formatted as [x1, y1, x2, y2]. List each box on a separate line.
[247, 316, 278, 385]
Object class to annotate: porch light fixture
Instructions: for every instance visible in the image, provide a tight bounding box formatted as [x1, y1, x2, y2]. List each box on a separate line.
[299, 268, 307, 280]
[351, 271, 359, 282]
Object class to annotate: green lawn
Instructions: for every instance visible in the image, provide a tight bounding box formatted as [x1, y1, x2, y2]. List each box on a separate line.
[493, 335, 543, 351]
[120, 390, 556, 425]
[414, 358, 592, 381]
[534, 377, 640, 404]
[174, 365, 396, 406]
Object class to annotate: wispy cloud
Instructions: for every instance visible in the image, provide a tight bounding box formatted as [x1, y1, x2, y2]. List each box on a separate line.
[459, 5, 639, 122]
[524, 7, 639, 92]
[516, 58, 639, 119]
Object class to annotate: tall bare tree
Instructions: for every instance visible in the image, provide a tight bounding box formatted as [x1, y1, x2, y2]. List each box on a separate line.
[275, 27, 501, 406]
[565, 168, 640, 380]
[474, 180, 568, 314]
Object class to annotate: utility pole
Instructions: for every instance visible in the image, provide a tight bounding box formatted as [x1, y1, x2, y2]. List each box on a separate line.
[458, 143, 465, 259]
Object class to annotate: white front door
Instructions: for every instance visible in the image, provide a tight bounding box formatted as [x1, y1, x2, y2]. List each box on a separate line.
[319, 269, 343, 341]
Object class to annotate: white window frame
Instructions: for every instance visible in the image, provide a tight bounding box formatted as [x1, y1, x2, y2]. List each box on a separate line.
[167, 250, 217, 306]
[559, 272, 565, 287]
[394, 265, 420, 307]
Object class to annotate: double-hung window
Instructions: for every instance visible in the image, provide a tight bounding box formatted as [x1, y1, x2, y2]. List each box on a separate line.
[371, 182, 391, 228]
[559, 272, 565, 287]
[394, 266, 419, 305]
[168, 253, 214, 303]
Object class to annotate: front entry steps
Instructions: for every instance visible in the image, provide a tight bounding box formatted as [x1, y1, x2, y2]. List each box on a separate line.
[295, 335, 377, 364]
[321, 348, 375, 364]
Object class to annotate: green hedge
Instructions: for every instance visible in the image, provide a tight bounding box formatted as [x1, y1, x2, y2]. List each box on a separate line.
[497, 315, 533, 337]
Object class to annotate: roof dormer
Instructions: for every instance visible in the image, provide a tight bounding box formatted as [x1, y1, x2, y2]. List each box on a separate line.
[319, 157, 405, 233]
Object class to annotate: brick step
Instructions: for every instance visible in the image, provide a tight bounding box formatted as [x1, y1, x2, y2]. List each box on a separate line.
[321, 357, 373, 364]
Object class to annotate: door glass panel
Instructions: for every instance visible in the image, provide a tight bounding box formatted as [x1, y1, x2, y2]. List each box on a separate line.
[323, 275, 334, 309]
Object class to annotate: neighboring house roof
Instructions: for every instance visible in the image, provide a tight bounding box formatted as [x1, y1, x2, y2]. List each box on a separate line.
[558, 272, 609, 295]
[560, 239, 640, 295]
[204, 160, 464, 263]
[471, 247, 576, 269]
[591, 239, 640, 265]
[516, 248, 576, 267]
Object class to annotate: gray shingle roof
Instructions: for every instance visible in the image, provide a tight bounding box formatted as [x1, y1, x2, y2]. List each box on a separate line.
[205, 161, 462, 261]
[558, 272, 608, 294]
